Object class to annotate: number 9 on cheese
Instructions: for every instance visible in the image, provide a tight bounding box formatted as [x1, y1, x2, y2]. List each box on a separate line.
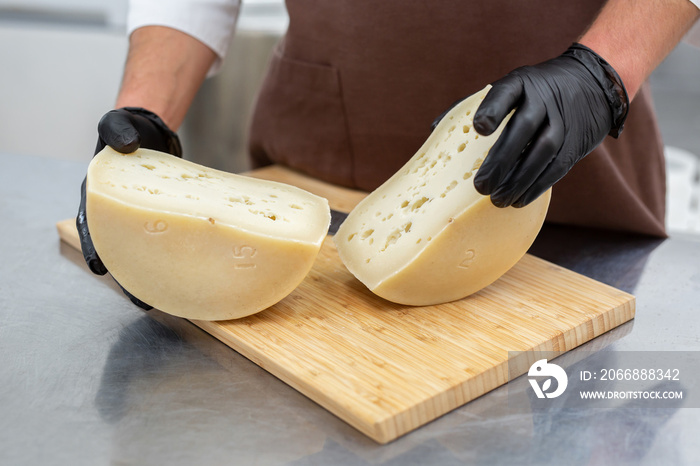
[334, 86, 551, 306]
[86, 147, 331, 320]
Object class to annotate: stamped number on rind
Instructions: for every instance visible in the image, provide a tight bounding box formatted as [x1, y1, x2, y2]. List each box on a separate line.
[233, 245, 257, 269]
[144, 220, 168, 234]
[458, 249, 476, 269]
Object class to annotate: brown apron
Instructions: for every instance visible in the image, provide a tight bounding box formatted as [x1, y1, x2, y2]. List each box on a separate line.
[249, 1, 667, 237]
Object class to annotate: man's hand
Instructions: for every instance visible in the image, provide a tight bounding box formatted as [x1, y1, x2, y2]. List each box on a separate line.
[77, 107, 182, 310]
[471, 43, 628, 208]
[75, 26, 218, 309]
[94, 107, 183, 156]
[439, 0, 699, 209]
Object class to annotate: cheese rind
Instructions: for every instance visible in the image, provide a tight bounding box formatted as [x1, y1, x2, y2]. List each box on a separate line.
[86, 147, 331, 320]
[334, 86, 551, 305]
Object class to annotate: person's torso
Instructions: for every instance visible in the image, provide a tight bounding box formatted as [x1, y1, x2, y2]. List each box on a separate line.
[249, 1, 666, 236]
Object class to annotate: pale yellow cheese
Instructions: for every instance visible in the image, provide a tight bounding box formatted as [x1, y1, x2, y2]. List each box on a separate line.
[334, 86, 551, 306]
[86, 147, 330, 320]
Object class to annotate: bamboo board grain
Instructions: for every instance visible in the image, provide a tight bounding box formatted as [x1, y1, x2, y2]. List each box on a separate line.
[57, 166, 635, 443]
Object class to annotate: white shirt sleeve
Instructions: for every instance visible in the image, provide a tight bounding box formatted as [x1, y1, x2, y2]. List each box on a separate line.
[127, 0, 241, 76]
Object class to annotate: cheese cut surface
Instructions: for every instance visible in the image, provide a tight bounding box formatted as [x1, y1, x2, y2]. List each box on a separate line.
[86, 147, 331, 320]
[334, 86, 551, 305]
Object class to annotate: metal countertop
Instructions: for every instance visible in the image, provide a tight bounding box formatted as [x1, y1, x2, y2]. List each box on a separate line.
[2, 152, 699, 465]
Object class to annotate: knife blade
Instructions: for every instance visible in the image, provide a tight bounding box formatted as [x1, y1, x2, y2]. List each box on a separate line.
[329, 209, 349, 235]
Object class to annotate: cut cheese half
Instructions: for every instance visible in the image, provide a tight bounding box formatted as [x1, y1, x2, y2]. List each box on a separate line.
[86, 147, 330, 320]
[334, 86, 551, 305]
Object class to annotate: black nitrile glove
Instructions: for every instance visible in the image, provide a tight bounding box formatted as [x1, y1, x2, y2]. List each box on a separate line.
[77, 107, 182, 310]
[435, 43, 629, 208]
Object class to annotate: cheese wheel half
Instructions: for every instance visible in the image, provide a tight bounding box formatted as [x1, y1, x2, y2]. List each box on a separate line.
[334, 86, 551, 305]
[86, 147, 330, 320]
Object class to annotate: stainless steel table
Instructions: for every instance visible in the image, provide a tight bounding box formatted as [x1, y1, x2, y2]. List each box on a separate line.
[2, 152, 699, 465]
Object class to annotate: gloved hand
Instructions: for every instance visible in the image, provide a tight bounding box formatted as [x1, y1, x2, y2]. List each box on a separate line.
[435, 43, 629, 208]
[77, 107, 182, 310]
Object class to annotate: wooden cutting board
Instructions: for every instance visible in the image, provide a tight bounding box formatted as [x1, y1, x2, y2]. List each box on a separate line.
[57, 165, 635, 444]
